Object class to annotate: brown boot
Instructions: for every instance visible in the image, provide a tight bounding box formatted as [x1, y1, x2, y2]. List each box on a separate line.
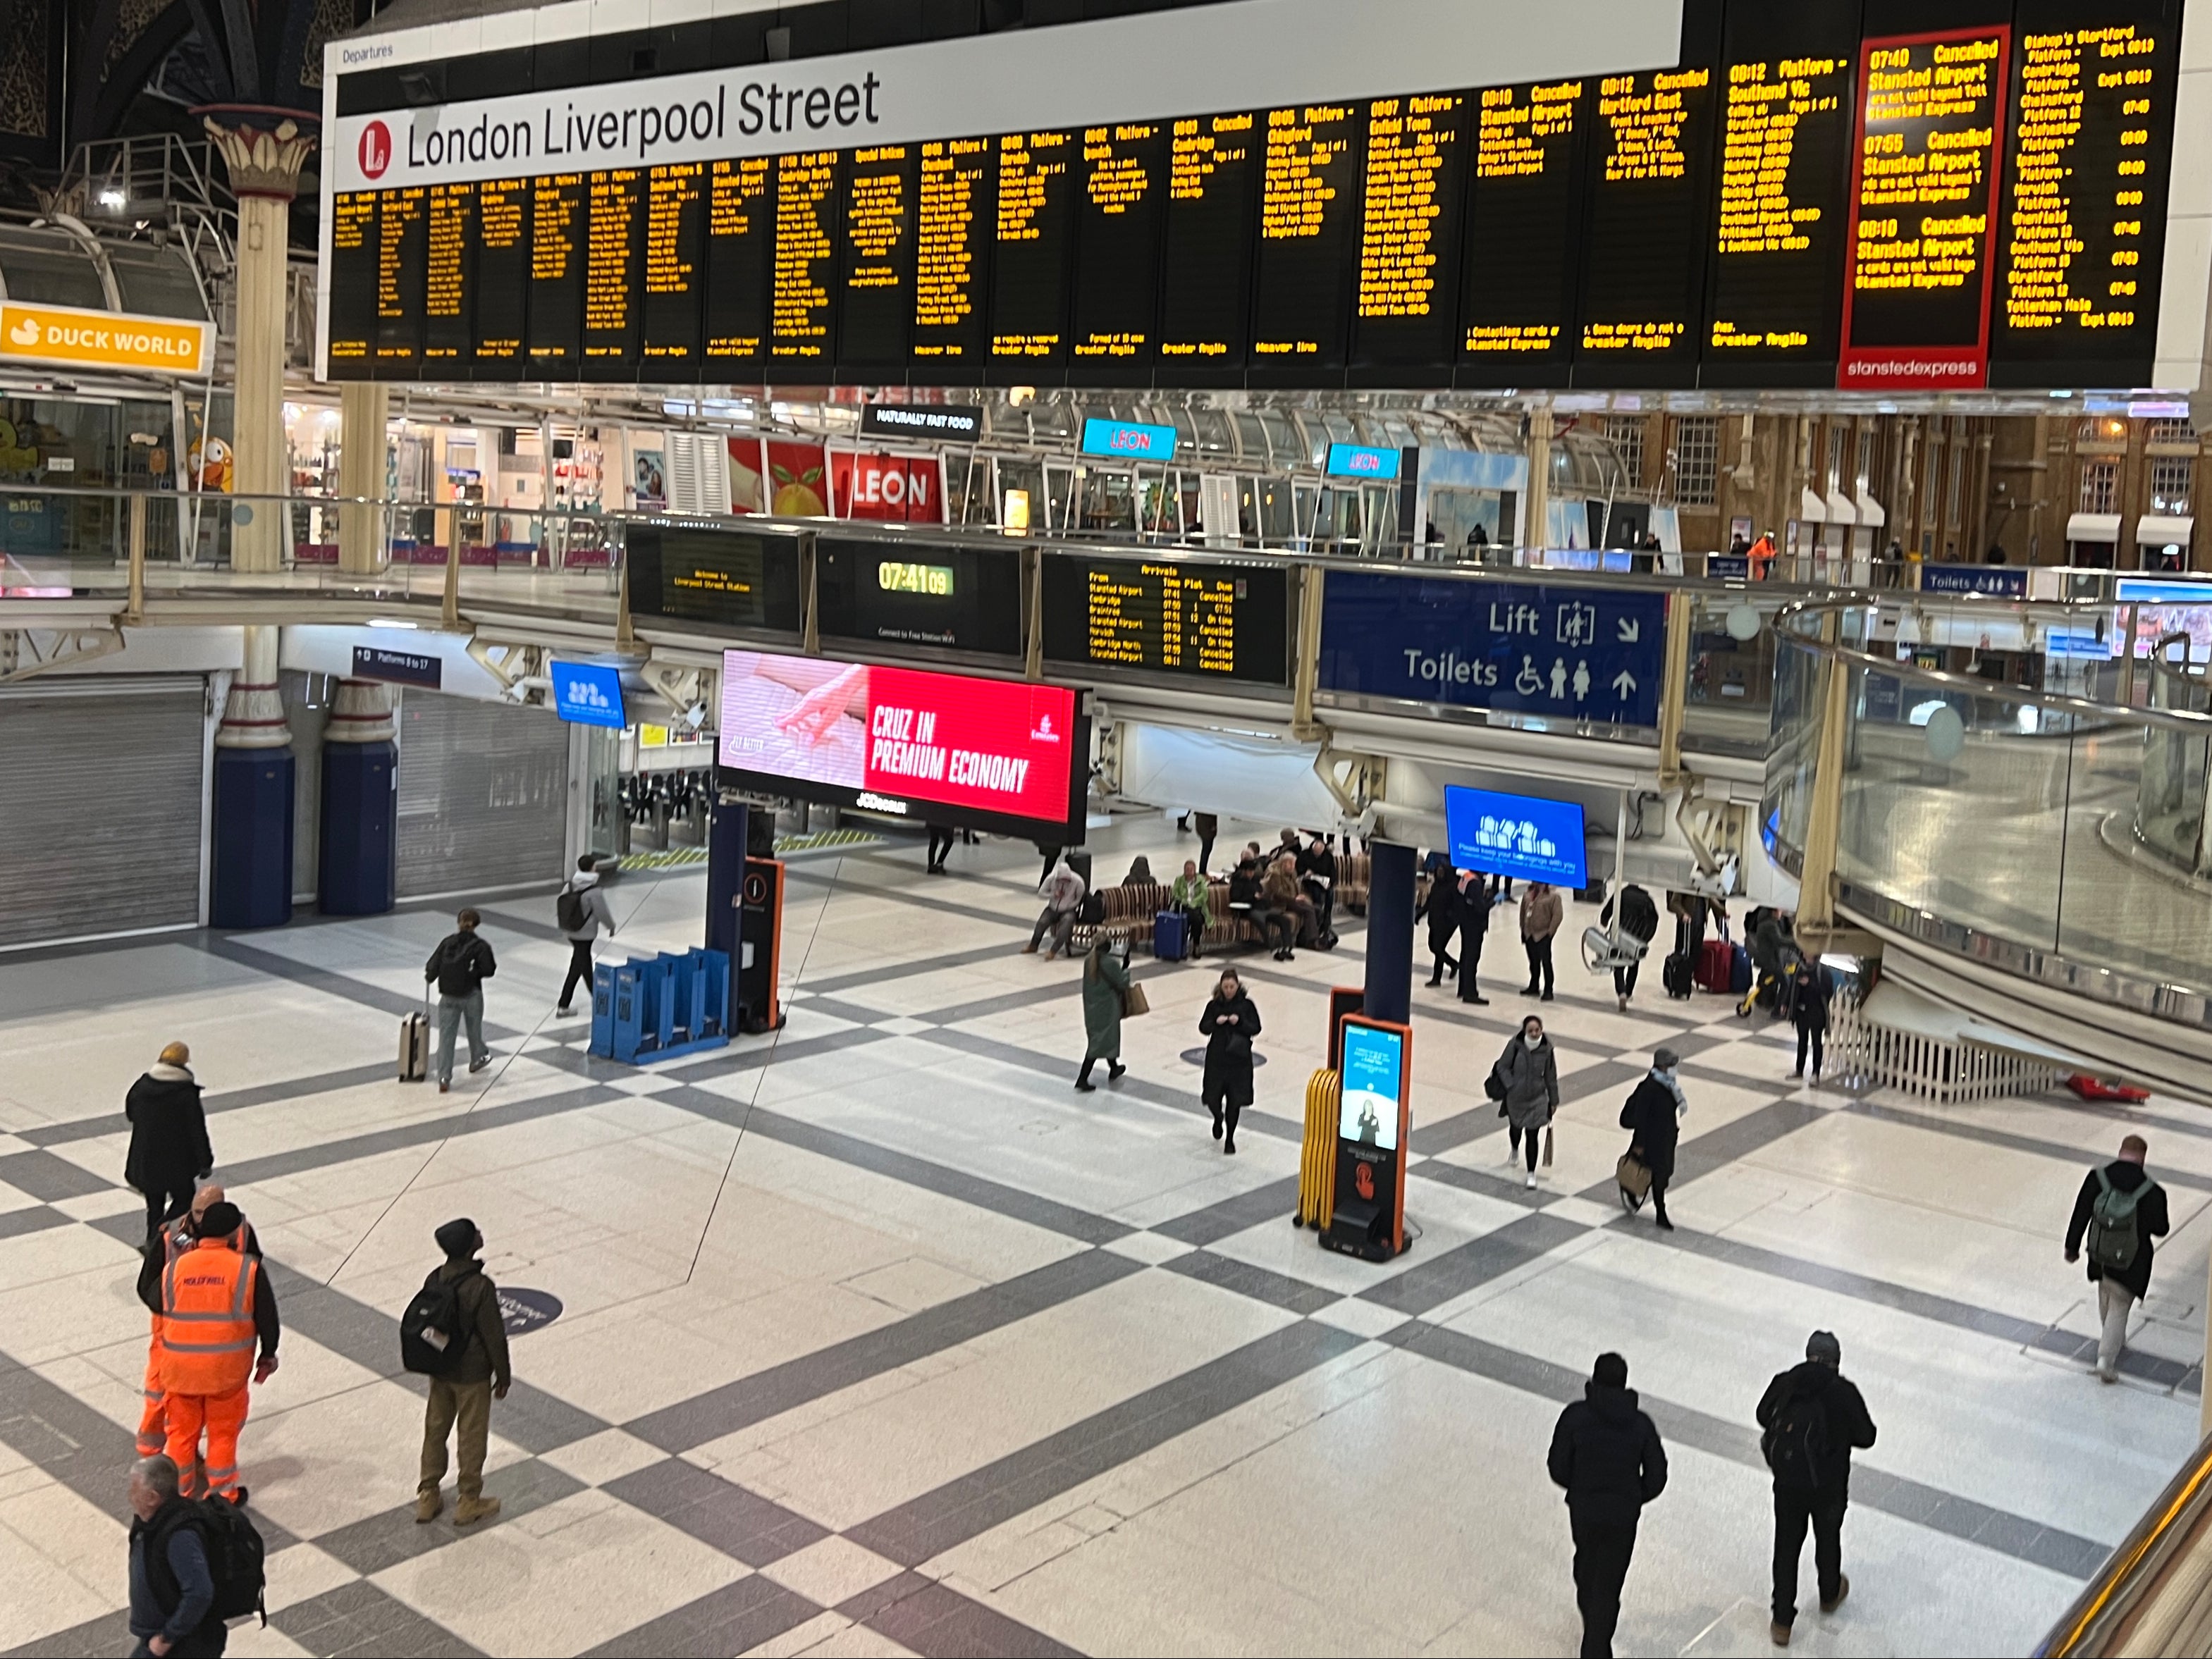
[414, 1488, 443, 1524]
[1820, 1574, 1850, 1615]
[1770, 1620, 1790, 1646]
[453, 1495, 502, 1526]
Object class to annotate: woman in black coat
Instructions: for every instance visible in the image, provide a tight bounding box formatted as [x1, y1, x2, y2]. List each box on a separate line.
[1618, 1046, 1687, 1231]
[124, 1041, 212, 1238]
[1198, 969, 1261, 1155]
[1418, 864, 1461, 987]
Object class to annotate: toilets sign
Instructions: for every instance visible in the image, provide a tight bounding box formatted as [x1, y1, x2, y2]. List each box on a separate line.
[1317, 571, 1666, 728]
[0, 302, 211, 375]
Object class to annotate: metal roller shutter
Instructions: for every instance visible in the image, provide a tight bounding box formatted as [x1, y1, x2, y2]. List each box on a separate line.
[395, 692, 568, 900]
[0, 678, 207, 947]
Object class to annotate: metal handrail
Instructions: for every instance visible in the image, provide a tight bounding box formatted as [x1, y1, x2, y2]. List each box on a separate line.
[2039, 1433, 2212, 1657]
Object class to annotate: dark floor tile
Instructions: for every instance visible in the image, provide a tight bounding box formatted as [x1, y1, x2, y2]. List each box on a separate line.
[312, 1459, 582, 1577]
[0, 1205, 72, 1242]
[861, 1577, 1083, 1658]
[0, 1149, 114, 1202]
[603, 1457, 828, 1565]
[1149, 1176, 1302, 1247]
[581, 1575, 822, 1658]
[272, 1579, 486, 1658]
[1356, 1211, 1587, 1316]
[491, 1380, 608, 1454]
[1160, 1248, 1339, 1316]
[0, 1608, 135, 1658]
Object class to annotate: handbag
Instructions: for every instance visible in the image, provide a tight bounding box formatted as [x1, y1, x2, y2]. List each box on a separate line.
[1616, 1151, 1652, 1201]
[1122, 981, 1150, 1018]
[1543, 1125, 1554, 1167]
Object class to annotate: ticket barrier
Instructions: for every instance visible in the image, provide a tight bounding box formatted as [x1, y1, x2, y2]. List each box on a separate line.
[590, 947, 731, 1063]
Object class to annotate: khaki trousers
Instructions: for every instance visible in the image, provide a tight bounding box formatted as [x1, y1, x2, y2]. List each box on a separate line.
[419, 1376, 493, 1500]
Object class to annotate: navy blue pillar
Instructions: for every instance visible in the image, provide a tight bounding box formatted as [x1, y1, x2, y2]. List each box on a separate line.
[317, 679, 397, 915]
[210, 746, 295, 929]
[1362, 841, 1415, 1028]
[706, 796, 747, 1029]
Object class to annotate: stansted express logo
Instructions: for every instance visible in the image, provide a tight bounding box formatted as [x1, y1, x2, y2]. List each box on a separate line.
[360, 121, 391, 180]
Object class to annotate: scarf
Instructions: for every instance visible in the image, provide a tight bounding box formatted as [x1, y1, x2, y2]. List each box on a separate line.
[1652, 1067, 1688, 1117]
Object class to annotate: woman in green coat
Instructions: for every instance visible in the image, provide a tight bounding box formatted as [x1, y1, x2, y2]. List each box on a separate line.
[1077, 939, 1131, 1092]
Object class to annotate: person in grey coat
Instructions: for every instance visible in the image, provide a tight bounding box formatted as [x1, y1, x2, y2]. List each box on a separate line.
[1076, 937, 1130, 1092]
[1492, 1015, 1561, 1188]
[555, 857, 617, 1017]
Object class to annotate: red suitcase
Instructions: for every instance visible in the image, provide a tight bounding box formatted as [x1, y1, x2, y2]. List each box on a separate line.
[1696, 939, 1735, 992]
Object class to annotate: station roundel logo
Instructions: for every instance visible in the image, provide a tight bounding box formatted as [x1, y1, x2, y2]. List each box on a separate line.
[359, 121, 391, 180]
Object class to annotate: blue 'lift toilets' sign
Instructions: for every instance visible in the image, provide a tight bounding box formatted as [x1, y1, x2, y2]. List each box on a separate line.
[1318, 572, 1666, 728]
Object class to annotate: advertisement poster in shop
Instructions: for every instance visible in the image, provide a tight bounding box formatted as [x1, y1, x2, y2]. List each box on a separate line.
[1318, 572, 1665, 727]
[829, 450, 944, 522]
[718, 649, 1079, 831]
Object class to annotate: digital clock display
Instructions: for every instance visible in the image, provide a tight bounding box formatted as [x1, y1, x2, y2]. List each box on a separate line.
[879, 561, 954, 596]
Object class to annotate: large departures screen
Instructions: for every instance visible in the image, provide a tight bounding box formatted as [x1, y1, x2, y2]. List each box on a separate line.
[324, 2, 2185, 394]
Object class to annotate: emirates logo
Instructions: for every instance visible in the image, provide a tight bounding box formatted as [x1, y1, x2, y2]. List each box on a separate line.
[360, 121, 391, 180]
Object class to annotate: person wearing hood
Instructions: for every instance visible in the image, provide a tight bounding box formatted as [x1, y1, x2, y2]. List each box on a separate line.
[1027, 856, 1088, 959]
[1549, 1351, 1668, 1658]
[1492, 1016, 1561, 1189]
[125, 1042, 213, 1240]
[1076, 938, 1131, 1093]
[1120, 855, 1155, 887]
[1757, 1331, 1877, 1646]
[417, 1218, 512, 1527]
[555, 856, 617, 1018]
[1619, 1048, 1688, 1230]
[1418, 859, 1461, 987]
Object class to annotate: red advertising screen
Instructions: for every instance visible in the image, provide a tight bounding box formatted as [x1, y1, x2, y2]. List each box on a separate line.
[718, 648, 1081, 833]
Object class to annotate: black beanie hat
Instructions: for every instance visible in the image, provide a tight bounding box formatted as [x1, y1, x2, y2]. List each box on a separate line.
[435, 1218, 480, 1258]
[195, 1202, 242, 1238]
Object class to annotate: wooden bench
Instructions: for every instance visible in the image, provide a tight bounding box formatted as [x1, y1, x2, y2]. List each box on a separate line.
[1072, 879, 1267, 956]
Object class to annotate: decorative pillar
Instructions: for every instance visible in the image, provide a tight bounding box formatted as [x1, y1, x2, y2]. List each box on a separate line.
[319, 680, 398, 914]
[210, 625, 295, 928]
[202, 111, 315, 574]
[1523, 401, 1551, 552]
[338, 382, 390, 574]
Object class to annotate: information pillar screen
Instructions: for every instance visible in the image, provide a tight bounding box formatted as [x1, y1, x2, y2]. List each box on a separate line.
[1350, 94, 1467, 378]
[1992, 5, 2177, 386]
[1069, 123, 1167, 380]
[914, 138, 994, 366]
[1157, 113, 1258, 373]
[1249, 103, 1364, 377]
[1458, 81, 1585, 384]
[1839, 27, 2010, 390]
[1575, 68, 1716, 384]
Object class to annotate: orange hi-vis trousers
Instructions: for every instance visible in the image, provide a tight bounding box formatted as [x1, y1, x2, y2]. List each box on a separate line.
[164, 1384, 249, 1500]
[137, 1332, 168, 1457]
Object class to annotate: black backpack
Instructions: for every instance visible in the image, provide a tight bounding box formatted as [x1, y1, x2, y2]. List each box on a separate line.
[188, 1498, 268, 1625]
[400, 1266, 476, 1377]
[1762, 1385, 1831, 1491]
[555, 885, 589, 932]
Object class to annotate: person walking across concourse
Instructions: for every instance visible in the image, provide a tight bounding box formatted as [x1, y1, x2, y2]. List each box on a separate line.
[127, 1455, 227, 1658]
[1076, 937, 1130, 1093]
[1418, 858, 1461, 987]
[416, 1219, 512, 1526]
[1200, 969, 1260, 1154]
[1492, 1016, 1560, 1189]
[2065, 1133, 2170, 1383]
[1520, 880, 1563, 1000]
[424, 909, 497, 1093]
[924, 821, 955, 874]
[125, 1042, 212, 1241]
[555, 857, 616, 1018]
[1619, 1048, 1688, 1231]
[1458, 868, 1492, 1005]
[1548, 1351, 1668, 1658]
[1758, 1330, 1878, 1646]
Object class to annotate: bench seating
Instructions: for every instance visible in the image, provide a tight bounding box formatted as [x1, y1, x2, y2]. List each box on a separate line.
[1072, 879, 1269, 956]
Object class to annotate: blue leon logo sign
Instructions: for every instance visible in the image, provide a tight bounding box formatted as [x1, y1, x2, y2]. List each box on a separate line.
[1079, 418, 1176, 462]
[1317, 572, 1665, 729]
[1325, 443, 1401, 481]
[552, 661, 627, 727]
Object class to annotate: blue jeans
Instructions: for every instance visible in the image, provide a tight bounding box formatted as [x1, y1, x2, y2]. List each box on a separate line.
[436, 988, 486, 1085]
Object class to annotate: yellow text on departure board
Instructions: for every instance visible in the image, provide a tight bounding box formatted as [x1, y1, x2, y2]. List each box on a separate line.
[1854, 36, 2003, 297]
[704, 158, 769, 358]
[1599, 68, 1709, 183]
[1476, 80, 1580, 180]
[584, 168, 641, 352]
[1084, 124, 1157, 211]
[1260, 104, 1356, 239]
[1170, 113, 1252, 201]
[530, 175, 582, 283]
[473, 180, 526, 357]
[645, 164, 702, 297]
[1357, 94, 1461, 319]
[1081, 563, 1242, 674]
[330, 195, 374, 359]
[1710, 57, 1844, 350]
[772, 152, 837, 354]
[847, 147, 909, 291]
[916, 137, 988, 350]
[996, 130, 1071, 242]
[424, 183, 472, 357]
[375, 187, 424, 362]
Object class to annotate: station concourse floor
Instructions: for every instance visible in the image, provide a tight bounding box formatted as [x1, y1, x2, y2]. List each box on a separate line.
[1, 818, 2206, 1659]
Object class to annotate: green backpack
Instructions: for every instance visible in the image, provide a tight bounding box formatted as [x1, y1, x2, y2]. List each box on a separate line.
[2089, 1168, 2156, 1273]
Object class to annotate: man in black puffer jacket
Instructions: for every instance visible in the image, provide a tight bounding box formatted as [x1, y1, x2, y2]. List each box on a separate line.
[1548, 1352, 1669, 1658]
[1757, 1329, 1878, 1646]
[424, 910, 498, 1094]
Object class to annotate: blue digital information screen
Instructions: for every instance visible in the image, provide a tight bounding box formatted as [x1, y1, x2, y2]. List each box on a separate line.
[1444, 784, 1588, 888]
[551, 660, 627, 728]
[1325, 442, 1400, 480]
[1338, 1022, 1403, 1152]
[1080, 417, 1177, 461]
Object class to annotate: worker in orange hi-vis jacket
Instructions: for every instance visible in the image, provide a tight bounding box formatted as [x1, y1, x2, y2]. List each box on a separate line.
[154, 1201, 278, 1505]
[135, 1185, 261, 1465]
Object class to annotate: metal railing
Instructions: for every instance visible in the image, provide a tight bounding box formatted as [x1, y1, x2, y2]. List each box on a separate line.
[2040, 1434, 2212, 1657]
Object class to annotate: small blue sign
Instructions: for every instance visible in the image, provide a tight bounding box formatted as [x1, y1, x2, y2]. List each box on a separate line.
[1319, 571, 1666, 727]
[1920, 565, 2027, 597]
[1707, 554, 1751, 579]
[1338, 1023, 1403, 1152]
[1080, 418, 1177, 462]
[1444, 785, 1589, 888]
[551, 660, 627, 727]
[1325, 443, 1401, 481]
[2115, 578, 2212, 605]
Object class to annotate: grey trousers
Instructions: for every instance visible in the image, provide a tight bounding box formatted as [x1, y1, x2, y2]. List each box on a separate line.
[436, 988, 487, 1084]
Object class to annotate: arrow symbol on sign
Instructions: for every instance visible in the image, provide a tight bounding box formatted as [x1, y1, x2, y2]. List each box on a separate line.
[1617, 618, 1640, 643]
[1614, 670, 1638, 698]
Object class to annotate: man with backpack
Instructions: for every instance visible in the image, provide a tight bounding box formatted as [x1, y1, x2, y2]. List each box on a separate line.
[1757, 1330, 1878, 1647]
[129, 1452, 262, 1656]
[412, 1218, 512, 1526]
[423, 910, 497, 1093]
[2065, 1134, 2170, 1383]
[555, 857, 617, 1018]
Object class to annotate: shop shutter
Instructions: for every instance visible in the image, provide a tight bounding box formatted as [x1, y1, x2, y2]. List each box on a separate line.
[0, 678, 207, 947]
[395, 691, 567, 900]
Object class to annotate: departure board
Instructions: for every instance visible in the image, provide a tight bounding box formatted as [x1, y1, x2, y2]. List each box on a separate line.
[640, 161, 706, 373]
[1839, 28, 2010, 389]
[582, 168, 644, 377]
[1351, 94, 1468, 378]
[1157, 113, 1259, 373]
[1250, 104, 1365, 376]
[1069, 123, 1167, 380]
[1704, 18, 1855, 384]
[702, 156, 771, 373]
[914, 138, 993, 364]
[327, 192, 376, 369]
[1575, 68, 1717, 383]
[375, 185, 426, 375]
[990, 129, 1078, 370]
[627, 525, 804, 634]
[771, 152, 841, 368]
[473, 179, 529, 369]
[422, 183, 474, 367]
[839, 145, 916, 369]
[1992, 4, 2177, 386]
[1458, 80, 1587, 382]
[527, 173, 585, 369]
[1040, 555, 1291, 684]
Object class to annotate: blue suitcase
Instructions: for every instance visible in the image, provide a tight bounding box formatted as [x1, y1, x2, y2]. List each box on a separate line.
[1730, 944, 1753, 994]
[1154, 909, 1189, 961]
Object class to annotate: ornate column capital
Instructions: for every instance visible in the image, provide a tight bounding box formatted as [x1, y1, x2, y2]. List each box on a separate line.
[199, 109, 318, 202]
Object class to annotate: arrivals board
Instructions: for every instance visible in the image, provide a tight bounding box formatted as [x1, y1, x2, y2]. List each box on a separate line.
[324, 3, 2187, 394]
[1039, 555, 1290, 685]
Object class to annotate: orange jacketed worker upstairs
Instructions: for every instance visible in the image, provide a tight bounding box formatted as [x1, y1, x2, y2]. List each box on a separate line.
[134, 1185, 261, 1461]
[153, 1200, 278, 1505]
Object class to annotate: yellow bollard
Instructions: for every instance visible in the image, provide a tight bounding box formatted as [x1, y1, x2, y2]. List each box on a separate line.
[1297, 1068, 1340, 1229]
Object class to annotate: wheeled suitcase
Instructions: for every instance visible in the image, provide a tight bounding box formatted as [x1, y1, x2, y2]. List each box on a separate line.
[1662, 952, 1694, 1000]
[1153, 909, 1189, 961]
[399, 994, 429, 1083]
[1696, 939, 1734, 992]
[1730, 944, 1754, 994]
